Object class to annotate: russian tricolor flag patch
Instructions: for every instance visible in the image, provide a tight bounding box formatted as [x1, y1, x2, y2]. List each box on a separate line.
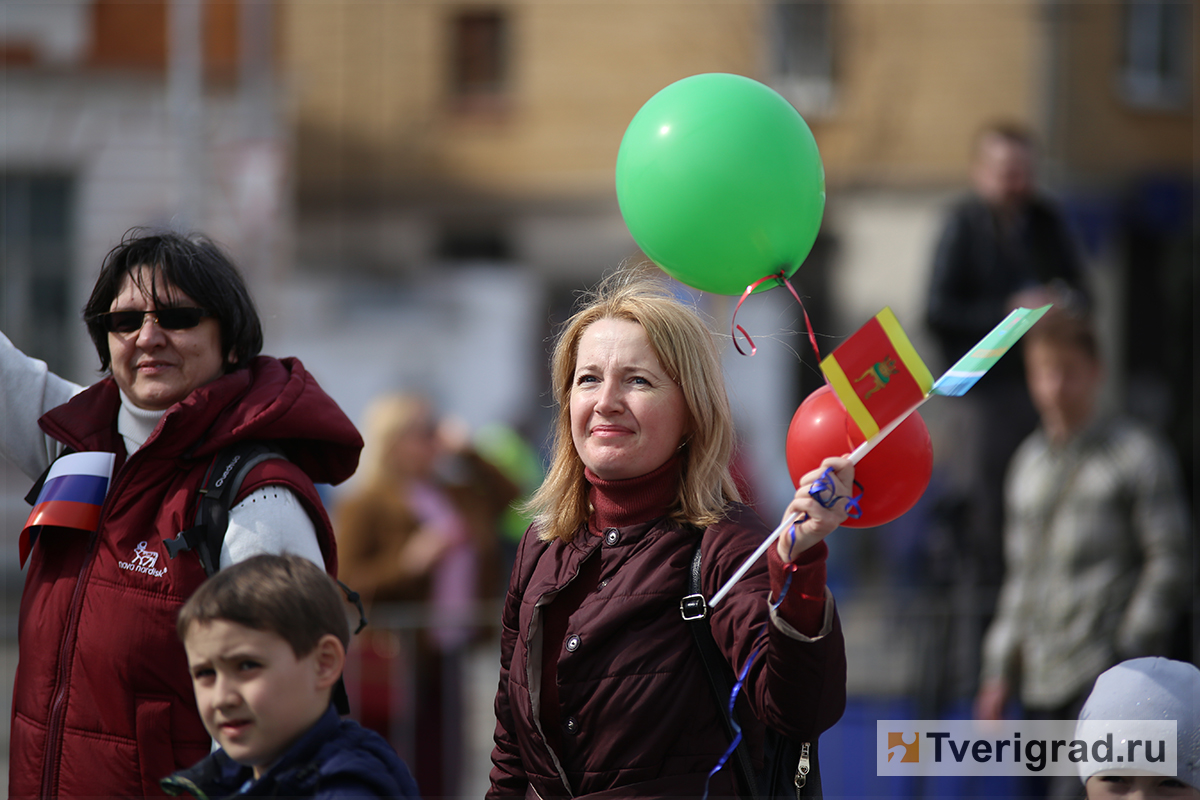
[22, 452, 116, 567]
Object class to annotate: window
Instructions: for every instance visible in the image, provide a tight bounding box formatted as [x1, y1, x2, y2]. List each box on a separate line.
[450, 8, 509, 110]
[1120, 0, 1191, 110]
[769, 1, 835, 116]
[437, 221, 512, 262]
[0, 174, 76, 376]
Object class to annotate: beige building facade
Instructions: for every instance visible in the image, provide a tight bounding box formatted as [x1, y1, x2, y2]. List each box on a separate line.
[281, 1, 1192, 291]
[278, 0, 1193, 494]
[284, 2, 1043, 196]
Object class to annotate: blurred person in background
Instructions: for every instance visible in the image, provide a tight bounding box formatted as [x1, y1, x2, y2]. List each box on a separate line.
[472, 420, 546, 586]
[335, 392, 518, 798]
[488, 266, 852, 799]
[924, 121, 1091, 710]
[0, 230, 362, 799]
[975, 311, 1190, 799]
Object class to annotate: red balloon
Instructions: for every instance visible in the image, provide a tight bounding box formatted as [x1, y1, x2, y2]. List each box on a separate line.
[785, 385, 932, 528]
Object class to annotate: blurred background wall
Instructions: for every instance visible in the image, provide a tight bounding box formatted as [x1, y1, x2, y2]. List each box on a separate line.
[4, 0, 1192, 588]
[1, 0, 1194, 793]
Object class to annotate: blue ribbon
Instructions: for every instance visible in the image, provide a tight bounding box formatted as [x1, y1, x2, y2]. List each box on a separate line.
[843, 482, 864, 519]
[809, 467, 864, 519]
[702, 641, 767, 800]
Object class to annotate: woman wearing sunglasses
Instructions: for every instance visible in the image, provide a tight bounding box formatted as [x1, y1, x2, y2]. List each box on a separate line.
[1, 230, 363, 800]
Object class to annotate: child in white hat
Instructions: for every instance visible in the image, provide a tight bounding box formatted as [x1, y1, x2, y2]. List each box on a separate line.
[1076, 658, 1199, 798]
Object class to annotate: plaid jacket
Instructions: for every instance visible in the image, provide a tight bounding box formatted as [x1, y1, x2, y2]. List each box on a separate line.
[982, 416, 1190, 708]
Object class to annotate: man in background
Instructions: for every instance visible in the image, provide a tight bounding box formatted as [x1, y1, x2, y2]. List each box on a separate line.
[922, 122, 1091, 710]
[976, 311, 1189, 799]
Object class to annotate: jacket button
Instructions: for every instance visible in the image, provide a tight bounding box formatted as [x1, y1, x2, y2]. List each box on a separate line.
[565, 634, 580, 652]
[604, 528, 620, 546]
[565, 716, 579, 735]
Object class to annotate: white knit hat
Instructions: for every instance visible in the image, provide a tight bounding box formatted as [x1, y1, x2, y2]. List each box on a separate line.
[1075, 658, 1200, 789]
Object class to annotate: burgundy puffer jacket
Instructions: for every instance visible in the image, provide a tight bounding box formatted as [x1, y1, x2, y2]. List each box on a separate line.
[9, 357, 362, 800]
[488, 503, 847, 799]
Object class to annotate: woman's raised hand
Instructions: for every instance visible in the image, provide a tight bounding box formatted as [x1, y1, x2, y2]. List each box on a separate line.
[776, 456, 855, 563]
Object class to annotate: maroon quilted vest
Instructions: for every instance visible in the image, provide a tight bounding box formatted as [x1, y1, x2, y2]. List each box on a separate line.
[9, 357, 361, 799]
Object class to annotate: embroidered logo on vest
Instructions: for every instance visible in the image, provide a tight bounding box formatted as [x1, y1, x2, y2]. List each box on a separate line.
[119, 541, 167, 578]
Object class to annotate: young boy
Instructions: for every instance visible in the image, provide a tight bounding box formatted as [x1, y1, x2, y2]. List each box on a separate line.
[161, 554, 421, 799]
[1076, 658, 1199, 798]
[975, 311, 1190, 799]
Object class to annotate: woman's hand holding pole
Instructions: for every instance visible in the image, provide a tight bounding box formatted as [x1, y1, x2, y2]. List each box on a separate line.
[708, 456, 855, 608]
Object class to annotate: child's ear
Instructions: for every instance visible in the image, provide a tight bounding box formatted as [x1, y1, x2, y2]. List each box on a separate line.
[312, 634, 345, 690]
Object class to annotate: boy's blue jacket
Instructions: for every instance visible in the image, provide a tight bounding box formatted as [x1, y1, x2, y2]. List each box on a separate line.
[161, 705, 421, 799]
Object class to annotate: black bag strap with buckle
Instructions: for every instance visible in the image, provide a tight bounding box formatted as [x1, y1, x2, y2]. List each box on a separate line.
[682, 538, 820, 799]
[165, 442, 287, 575]
[165, 441, 366, 714]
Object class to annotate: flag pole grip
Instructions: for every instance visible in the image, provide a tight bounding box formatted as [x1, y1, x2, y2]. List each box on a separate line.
[708, 396, 928, 608]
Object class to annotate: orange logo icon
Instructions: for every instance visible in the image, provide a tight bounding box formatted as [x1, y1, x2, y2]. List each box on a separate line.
[888, 732, 919, 763]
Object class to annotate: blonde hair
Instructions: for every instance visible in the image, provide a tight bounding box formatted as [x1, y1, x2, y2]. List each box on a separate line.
[356, 393, 433, 491]
[528, 264, 739, 543]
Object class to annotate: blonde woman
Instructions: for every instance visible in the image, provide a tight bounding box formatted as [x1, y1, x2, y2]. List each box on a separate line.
[337, 393, 517, 797]
[488, 266, 853, 799]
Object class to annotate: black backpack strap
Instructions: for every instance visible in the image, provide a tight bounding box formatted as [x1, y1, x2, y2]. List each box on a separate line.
[164, 442, 367, 717]
[682, 538, 761, 800]
[338, 579, 368, 635]
[329, 576, 368, 717]
[327, 542, 371, 716]
[165, 442, 287, 576]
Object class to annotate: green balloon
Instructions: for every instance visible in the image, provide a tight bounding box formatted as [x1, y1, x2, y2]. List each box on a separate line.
[616, 73, 825, 296]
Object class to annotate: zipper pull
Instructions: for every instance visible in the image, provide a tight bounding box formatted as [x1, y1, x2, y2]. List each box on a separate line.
[794, 741, 811, 793]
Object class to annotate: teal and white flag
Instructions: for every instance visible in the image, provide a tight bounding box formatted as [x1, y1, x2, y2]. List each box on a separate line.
[931, 305, 1052, 397]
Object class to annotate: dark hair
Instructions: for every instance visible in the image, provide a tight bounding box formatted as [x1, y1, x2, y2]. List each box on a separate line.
[1023, 309, 1100, 362]
[176, 554, 350, 657]
[973, 120, 1036, 160]
[83, 229, 263, 373]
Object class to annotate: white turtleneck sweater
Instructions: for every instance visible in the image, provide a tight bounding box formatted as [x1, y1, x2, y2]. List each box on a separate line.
[1, 331, 323, 570]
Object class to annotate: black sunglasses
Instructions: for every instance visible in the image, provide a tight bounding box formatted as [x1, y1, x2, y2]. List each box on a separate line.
[91, 307, 212, 334]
